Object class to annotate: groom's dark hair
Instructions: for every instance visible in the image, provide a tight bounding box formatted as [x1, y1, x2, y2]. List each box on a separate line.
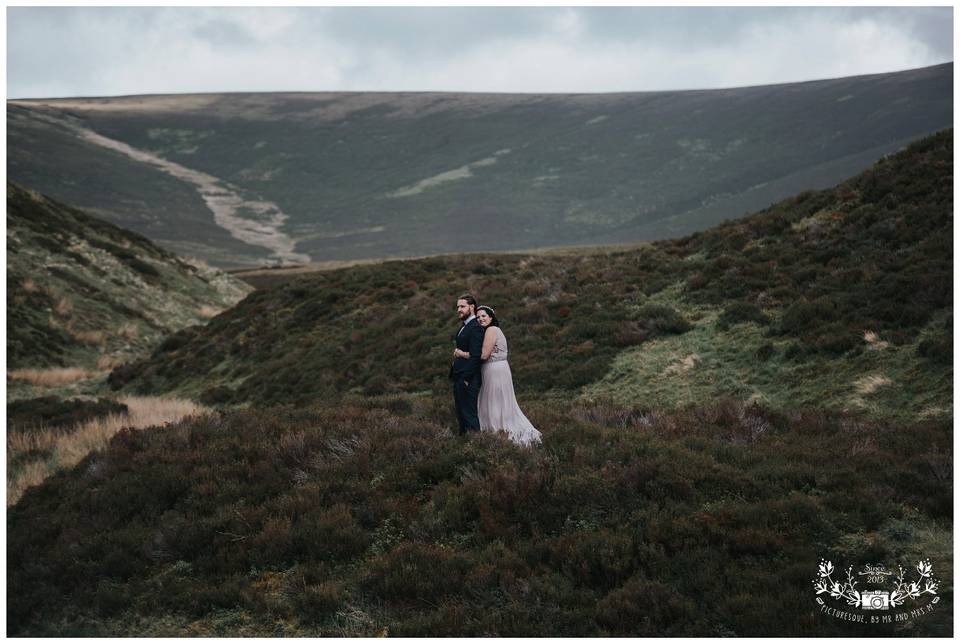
[458, 294, 478, 314]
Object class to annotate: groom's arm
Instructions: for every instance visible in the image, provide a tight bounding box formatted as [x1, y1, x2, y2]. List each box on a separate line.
[462, 325, 484, 380]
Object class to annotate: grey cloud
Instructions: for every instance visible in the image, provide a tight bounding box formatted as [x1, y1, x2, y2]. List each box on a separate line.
[6, 6, 954, 99]
[868, 6, 953, 59]
[191, 19, 258, 50]
[569, 6, 953, 51]
[283, 7, 566, 57]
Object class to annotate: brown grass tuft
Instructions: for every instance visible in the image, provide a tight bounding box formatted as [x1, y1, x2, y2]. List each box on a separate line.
[7, 395, 208, 505]
[7, 367, 99, 386]
[854, 374, 892, 395]
[116, 323, 138, 339]
[863, 330, 890, 350]
[664, 353, 701, 376]
[68, 327, 106, 346]
[96, 355, 124, 371]
[54, 299, 73, 317]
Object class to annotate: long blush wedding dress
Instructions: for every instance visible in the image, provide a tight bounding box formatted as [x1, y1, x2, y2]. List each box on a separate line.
[477, 326, 542, 446]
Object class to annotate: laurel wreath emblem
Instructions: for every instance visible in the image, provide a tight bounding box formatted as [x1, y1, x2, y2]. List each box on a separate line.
[812, 558, 940, 608]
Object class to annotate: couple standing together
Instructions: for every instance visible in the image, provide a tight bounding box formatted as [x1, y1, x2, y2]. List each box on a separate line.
[449, 294, 542, 446]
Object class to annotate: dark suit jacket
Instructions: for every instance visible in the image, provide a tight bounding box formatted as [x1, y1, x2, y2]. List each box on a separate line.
[449, 318, 484, 383]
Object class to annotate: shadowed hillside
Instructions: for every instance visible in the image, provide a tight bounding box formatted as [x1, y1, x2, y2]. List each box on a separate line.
[110, 130, 953, 422]
[8, 63, 952, 266]
[6, 182, 252, 379]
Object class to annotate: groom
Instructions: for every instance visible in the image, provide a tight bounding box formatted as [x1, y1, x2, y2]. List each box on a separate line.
[449, 294, 484, 434]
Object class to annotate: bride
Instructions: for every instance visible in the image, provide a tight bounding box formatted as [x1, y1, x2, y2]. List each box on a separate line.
[454, 305, 542, 446]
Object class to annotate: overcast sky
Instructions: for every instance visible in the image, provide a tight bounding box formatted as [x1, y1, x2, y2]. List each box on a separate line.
[6, 6, 954, 98]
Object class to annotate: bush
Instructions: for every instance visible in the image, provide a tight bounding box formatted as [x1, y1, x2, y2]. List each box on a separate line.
[634, 303, 692, 335]
[364, 374, 390, 395]
[108, 362, 143, 390]
[917, 334, 952, 365]
[7, 396, 128, 432]
[812, 328, 861, 355]
[292, 504, 369, 561]
[597, 576, 694, 635]
[159, 330, 194, 352]
[199, 385, 235, 405]
[755, 343, 776, 361]
[125, 257, 161, 278]
[293, 582, 343, 623]
[778, 298, 836, 336]
[362, 542, 469, 603]
[717, 301, 770, 330]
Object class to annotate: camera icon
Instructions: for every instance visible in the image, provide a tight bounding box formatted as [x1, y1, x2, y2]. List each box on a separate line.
[860, 591, 891, 610]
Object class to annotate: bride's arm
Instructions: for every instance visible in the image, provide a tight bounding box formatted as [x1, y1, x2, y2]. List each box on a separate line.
[480, 328, 497, 361]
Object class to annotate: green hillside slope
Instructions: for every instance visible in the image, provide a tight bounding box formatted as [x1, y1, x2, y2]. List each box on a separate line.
[6, 182, 252, 373]
[110, 130, 952, 421]
[8, 63, 952, 267]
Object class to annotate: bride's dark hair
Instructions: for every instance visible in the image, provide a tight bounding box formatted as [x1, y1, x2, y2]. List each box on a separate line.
[477, 305, 500, 327]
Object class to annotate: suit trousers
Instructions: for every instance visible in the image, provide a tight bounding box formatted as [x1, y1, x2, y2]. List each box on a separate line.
[453, 378, 481, 434]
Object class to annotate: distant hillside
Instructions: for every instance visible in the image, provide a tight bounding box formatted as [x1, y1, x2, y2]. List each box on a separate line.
[8, 63, 952, 267]
[6, 182, 252, 371]
[110, 130, 953, 421]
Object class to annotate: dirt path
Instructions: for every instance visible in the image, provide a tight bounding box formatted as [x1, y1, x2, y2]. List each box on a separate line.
[39, 111, 310, 265]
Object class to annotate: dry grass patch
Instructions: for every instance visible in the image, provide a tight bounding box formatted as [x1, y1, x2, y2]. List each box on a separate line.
[854, 373, 892, 395]
[863, 330, 890, 350]
[198, 304, 222, 319]
[54, 299, 73, 317]
[7, 367, 99, 386]
[919, 406, 950, 419]
[68, 327, 106, 346]
[7, 395, 208, 506]
[97, 355, 124, 371]
[116, 323, 139, 339]
[664, 353, 701, 376]
[850, 374, 893, 410]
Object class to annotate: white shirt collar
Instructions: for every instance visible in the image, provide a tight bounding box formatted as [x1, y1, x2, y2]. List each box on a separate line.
[463, 314, 476, 326]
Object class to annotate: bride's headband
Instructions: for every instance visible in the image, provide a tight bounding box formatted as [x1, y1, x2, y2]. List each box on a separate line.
[478, 305, 496, 315]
